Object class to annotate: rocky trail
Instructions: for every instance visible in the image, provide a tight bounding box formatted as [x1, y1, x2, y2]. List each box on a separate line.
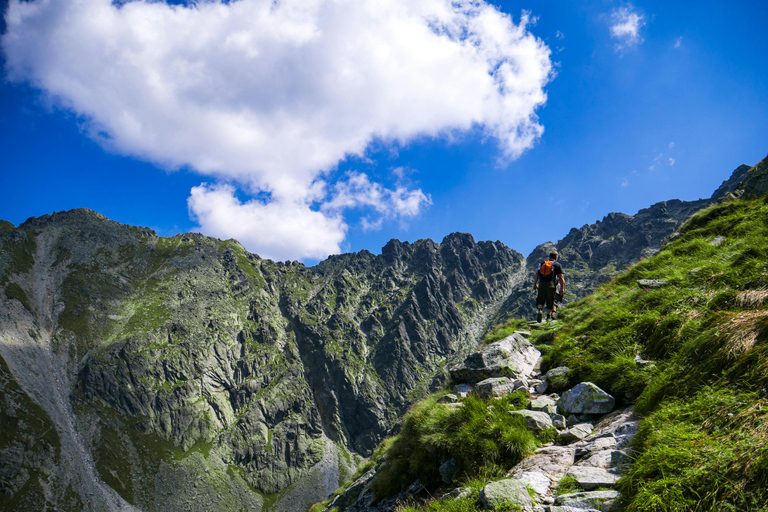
[326, 330, 639, 512]
[0, 231, 138, 511]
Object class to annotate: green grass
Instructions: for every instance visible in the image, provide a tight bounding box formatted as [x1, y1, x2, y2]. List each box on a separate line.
[536, 196, 768, 511]
[482, 319, 531, 346]
[370, 391, 542, 499]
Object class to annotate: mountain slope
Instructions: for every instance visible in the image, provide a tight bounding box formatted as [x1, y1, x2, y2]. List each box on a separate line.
[0, 214, 523, 512]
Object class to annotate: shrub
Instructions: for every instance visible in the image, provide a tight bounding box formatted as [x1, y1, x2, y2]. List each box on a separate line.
[371, 394, 542, 498]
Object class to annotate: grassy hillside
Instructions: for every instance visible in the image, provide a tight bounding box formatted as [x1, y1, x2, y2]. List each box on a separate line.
[539, 195, 768, 510]
[322, 194, 768, 512]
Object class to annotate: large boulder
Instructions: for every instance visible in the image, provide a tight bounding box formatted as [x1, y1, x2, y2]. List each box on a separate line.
[557, 383, 615, 415]
[449, 333, 540, 383]
[480, 478, 533, 510]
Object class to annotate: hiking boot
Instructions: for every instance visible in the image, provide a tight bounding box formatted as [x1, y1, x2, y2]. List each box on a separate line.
[537, 311, 543, 323]
[551, 311, 557, 320]
[546, 314, 552, 322]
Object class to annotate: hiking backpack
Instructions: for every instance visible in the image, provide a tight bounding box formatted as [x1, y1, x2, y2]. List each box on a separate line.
[539, 260, 557, 287]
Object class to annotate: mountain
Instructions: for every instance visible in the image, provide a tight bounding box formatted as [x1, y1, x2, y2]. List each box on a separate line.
[1, 153, 766, 511]
[0, 214, 524, 512]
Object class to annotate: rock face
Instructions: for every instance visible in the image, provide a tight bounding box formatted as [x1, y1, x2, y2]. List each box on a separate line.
[0, 211, 525, 511]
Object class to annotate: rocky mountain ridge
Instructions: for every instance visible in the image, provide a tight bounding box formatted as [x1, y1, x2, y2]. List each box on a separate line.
[0, 213, 525, 512]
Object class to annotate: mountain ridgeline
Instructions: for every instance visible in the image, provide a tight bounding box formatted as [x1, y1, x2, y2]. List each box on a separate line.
[0, 154, 766, 512]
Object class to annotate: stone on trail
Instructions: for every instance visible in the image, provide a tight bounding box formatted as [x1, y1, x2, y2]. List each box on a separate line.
[546, 507, 600, 512]
[557, 382, 615, 415]
[558, 423, 593, 443]
[510, 410, 554, 432]
[555, 490, 621, 509]
[511, 445, 576, 479]
[480, 478, 533, 510]
[515, 470, 551, 496]
[475, 377, 516, 398]
[449, 333, 540, 383]
[565, 466, 620, 490]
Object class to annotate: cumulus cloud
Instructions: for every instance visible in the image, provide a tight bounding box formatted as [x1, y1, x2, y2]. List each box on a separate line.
[3, 0, 553, 260]
[609, 5, 645, 51]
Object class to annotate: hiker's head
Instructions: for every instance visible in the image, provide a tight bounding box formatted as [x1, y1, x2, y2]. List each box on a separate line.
[549, 250, 558, 260]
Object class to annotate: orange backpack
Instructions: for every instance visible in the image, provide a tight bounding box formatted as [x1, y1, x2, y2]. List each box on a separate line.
[540, 260, 553, 276]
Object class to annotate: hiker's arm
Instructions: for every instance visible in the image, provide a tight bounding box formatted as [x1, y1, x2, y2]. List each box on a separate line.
[558, 273, 565, 293]
[533, 271, 540, 291]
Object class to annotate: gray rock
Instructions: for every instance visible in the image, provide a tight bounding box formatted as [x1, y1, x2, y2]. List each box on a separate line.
[558, 423, 593, 443]
[480, 478, 534, 510]
[511, 445, 576, 479]
[438, 393, 459, 404]
[513, 377, 530, 390]
[557, 383, 615, 415]
[453, 383, 474, 398]
[576, 450, 612, 469]
[565, 466, 620, 490]
[535, 380, 550, 394]
[547, 507, 600, 512]
[610, 450, 633, 472]
[530, 396, 558, 415]
[516, 470, 551, 496]
[546, 367, 570, 382]
[475, 377, 517, 398]
[511, 410, 554, 432]
[439, 458, 458, 484]
[551, 414, 567, 430]
[555, 490, 621, 509]
[442, 487, 470, 500]
[637, 279, 667, 289]
[449, 333, 540, 383]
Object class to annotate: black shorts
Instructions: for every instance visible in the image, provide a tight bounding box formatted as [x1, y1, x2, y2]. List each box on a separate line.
[537, 286, 557, 309]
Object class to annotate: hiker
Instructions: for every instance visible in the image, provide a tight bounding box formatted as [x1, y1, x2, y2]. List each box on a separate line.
[532, 250, 565, 322]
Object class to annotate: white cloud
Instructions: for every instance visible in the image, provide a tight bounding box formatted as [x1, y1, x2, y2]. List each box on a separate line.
[609, 5, 645, 51]
[621, 178, 629, 187]
[556, 30, 565, 40]
[674, 36, 683, 49]
[188, 183, 347, 261]
[2, 0, 552, 260]
[668, 157, 675, 166]
[669, 141, 675, 149]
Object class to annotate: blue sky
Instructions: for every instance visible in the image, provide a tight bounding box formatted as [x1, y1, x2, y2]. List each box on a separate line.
[1, 0, 767, 263]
